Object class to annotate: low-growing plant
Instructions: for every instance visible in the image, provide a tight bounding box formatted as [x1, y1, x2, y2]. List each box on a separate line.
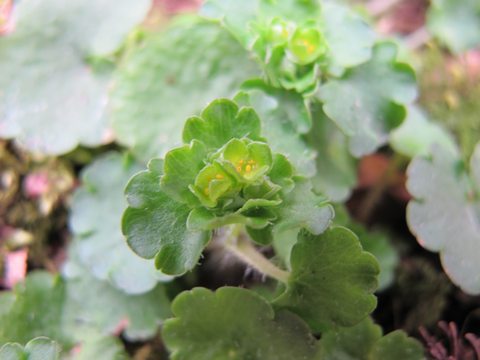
[0, 0, 480, 359]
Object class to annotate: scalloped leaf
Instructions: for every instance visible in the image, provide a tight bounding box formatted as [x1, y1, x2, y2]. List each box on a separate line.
[123, 159, 211, 275]
[110, 18, 259, 161]
[390, 106, 457, 158]
[310, 108, 357, 202]
[0, 269, 168, 354]
[274, 227, 379, 332]
[407, 142, 480, 294]
[162, 287, 320, 360]
[0, 337, 60, 360]
[427, 0, 480, 54]
[369, 331, 424, 360]
[237, 83, 316, 176]
[183, 99, 263, 150]
[318, 42, 417, 157]
[62, 255, 170, 341]
[0, 0, 150, 155]
[274, 179, 334, 235]
[70, 152, 169, 295]
[0, 272, 68, 346]
[319, 318, 424, 360]
[319, 1, 375, 75]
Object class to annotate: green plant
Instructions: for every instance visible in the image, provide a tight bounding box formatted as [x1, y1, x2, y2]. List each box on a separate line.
[1, 0, 480, 358]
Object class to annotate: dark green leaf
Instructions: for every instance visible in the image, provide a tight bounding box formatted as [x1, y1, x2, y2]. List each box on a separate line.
[123, 159, 211, 275]
[163, 287, 320, 360]
[370, 331, 424, 360]
[274, 227, 379, 332]
[183, 99, 263, 149]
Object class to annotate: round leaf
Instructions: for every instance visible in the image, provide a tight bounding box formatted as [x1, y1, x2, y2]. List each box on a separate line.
[407, 142, 480, 294]
[163, 287, 320, 360]
[110, 18, 260, 161]
[70, 152, 168, 294]
[274, 227, 379, 332]
[0, 0, 150, 154]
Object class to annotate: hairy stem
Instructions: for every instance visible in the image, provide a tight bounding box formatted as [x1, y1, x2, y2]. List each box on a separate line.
[222, 224, 290, 283]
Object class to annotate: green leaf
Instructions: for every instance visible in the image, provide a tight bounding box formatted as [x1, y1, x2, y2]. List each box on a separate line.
[427, 0, 480, 54]
[238, 83, 316, 176]
[407, 142, 480, 294]
[309, 107, 357, 202]
[0, 337, 60, 360]
[390, 106, 457, 158]
[0, 0, 150, 155]
[62, 255, 171, 341]
[319, 1, 375, 75]
[69, 335, 128, 360]
[370, 331, 424, 360]
[161, 140, 208, 205]
[123, 159, 211, 275]
[333, 206, 398, 291]
[274, 179, 334, 235]
[274, 227, 379, 332]
[183, 99, 263, 149]
[70, 152, 169, 294]
[163, 287, 320, 360]
[319, 318, 382, 360]
[318, 42, 417, 157]
[0, 272, 68, 347]
[110, 18, 260, 161]
[319, 317, 424, 360]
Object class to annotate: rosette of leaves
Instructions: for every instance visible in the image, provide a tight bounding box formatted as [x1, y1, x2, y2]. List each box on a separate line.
[0, 337, 60, 360]
[407, 142, 480, 294]
[202, 0, 375, 93]
[0, 0, 150, 155]
[123, 98, 333, 275]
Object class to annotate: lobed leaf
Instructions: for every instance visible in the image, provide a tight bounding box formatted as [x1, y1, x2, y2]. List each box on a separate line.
[123, 159, 211, 275]
[319, 317, 424, 360]
[110, 18, 260, 161]
[0, 0, 150, 154]
[407, 142, 480, 294]
[70, 152, 169, 294]
[274, 227, 379, 332]
[318, 42, 417, 157]
[162, 287, 320, 360]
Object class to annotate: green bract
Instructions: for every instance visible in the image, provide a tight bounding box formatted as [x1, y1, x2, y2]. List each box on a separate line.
[123, 98, 334, 274]
[287, 26, 327, 65]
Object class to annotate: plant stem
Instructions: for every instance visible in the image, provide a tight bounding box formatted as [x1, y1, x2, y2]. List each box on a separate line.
[222, 225, 290, 284]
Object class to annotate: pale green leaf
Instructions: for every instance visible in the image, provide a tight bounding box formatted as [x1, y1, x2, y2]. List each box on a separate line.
[407, 142, 480, 294]
[318, 42, 417, 157]
[0, 337, 60, 360]
[70, 152, 169, 294]
[427, 0, 480, 54]
[0, 0, 150, 154]
[110, 18, 260, 161]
